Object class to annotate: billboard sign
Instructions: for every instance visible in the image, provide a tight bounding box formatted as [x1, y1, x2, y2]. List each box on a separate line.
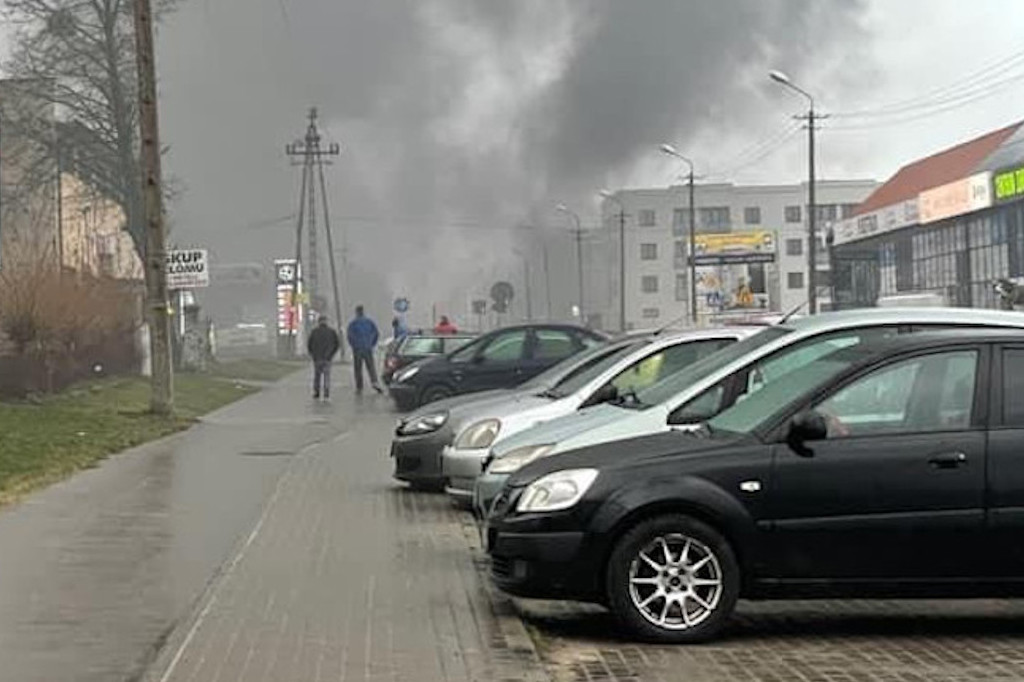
[690, 230, 776, 266]
[166, 249, 210, 289]
[274, 259, 303, 337]
[993, 164, 1024, 203]
[832, 198, 919, 246]
[918, 172, 992, 224]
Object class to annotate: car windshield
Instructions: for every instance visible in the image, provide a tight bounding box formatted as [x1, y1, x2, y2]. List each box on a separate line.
[706, 347, 865, 435]
[636, 327, 793, 407]
[544, 341, 648, 398]
[520, 340, 623, 392]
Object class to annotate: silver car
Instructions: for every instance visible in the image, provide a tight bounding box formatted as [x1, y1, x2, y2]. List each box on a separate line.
[441, 327, 757, 503]
[474, 307, 1024, 516]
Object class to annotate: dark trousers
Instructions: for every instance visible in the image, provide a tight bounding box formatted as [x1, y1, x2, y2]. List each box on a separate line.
[352, 349, 379, 391]
[313, 360, 332, 398]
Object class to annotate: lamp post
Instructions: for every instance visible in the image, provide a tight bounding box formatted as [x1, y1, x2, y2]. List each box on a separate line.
[556, 204, 584, 321]
[599, 189, 628, 332]
[770, 69, 819, 315]
[512, 248, 533, 321]
[659, 144, 698, 324]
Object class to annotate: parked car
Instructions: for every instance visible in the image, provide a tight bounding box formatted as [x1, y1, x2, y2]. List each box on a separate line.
[391, 332, 648, 490]
[442, 327, 757, 505]
[486, 329, 1024, 642]
[474, 307, 1024, 517]
[388, 324, 607, 410]
[382, 333, 476, 385]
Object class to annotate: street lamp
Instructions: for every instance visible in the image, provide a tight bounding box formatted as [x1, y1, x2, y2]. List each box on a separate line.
[599, 189, 628, 333]
[512, 248, 533, 321]
[659, 144, 698, 324]
[770, 69, 819, 315]
[556, 203, 585, 321]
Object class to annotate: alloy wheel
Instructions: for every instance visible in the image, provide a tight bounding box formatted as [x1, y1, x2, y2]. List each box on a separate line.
[627, 533, 723, 630]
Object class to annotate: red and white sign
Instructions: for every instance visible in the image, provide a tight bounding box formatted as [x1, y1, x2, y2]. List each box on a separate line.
[918, 172, 992, 225]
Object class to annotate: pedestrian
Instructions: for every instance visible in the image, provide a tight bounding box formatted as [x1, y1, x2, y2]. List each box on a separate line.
[434, 315, 458, 335]
[307, 315, 341, 401]
[392, 316, 410, 340]
[347, 304, 383, 394]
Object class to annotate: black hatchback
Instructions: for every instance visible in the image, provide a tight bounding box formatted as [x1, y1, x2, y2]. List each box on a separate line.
[382, 333, 476, 385]
[487, 330, 1024, 643]
[388, 324, 606, 410]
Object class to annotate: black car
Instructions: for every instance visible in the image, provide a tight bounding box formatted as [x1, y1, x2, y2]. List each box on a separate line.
[388, 324, 607, 410]
[382, 333, 476, 385]
[487, 330, 1024, 643]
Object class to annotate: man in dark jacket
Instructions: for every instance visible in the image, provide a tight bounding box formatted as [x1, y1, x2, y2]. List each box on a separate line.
[307, 316, 341, 400]
[347, 304, 382, 393]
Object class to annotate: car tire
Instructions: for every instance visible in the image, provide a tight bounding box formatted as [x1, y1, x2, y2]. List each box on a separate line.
[605, 514, 739, 644]
[420, 384, 453, 406]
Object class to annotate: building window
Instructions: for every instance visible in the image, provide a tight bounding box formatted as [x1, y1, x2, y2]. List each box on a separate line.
[638, 209, 656, 227]
[672, 208, 690, 236]
[675, 273, 688, 301]
[841, 203, 858, 219]
[785, 205, 802, 223]
[699, 206, 731, 231]
[787, 272, 804, 290]
[673, 240, 688, 269]
[811, 204, 839, 222]
[642, 307, 660, 319]
[640, 243, 658, 260]
[743, 206, 761, 225]
[785, 238, 803, 256]
[641, 275, 659, 293]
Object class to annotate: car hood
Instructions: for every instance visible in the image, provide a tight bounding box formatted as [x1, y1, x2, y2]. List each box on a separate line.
[406, 388, 515, 418]
[490, 403, 635, 457]
[509, 429, 753, 486]
[448, 394, 564, 438]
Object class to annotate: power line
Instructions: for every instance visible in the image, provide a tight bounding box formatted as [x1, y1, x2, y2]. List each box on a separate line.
[706, 123, 803, 180]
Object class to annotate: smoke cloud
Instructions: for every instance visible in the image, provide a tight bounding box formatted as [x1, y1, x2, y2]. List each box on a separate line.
[159, 0, 870, 325]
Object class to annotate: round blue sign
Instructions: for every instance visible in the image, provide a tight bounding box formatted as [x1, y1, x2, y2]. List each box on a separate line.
[394, 297, 410, 313]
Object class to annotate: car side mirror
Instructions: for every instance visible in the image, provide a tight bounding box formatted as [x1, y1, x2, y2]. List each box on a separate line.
[585, 383, 619, 407]
[787, 410, 828, 457]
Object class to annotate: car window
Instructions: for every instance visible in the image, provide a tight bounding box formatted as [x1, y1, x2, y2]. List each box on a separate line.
[547, 341, 647, 398]
[481, 330, 528, 362]
[578, 333, 605, 350]
[610, 339, 734, 395]
[1004, 349, 1024, 427]
[533, 329, 577, 360]
[517, 339, 616, 390]
[402, 337, 443, 354]
[816, 351, 978, 439]
[636, 327, 793, 406]
[450, 336, 487, 363]
[441, 337, 474, 353]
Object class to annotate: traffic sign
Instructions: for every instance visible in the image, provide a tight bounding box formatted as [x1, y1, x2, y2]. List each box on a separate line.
[394, 297, 410, 313]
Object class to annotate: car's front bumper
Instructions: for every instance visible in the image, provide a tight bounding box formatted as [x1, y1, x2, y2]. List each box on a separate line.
[390, 425, 454, 485]
[485, 488, 601, 601]
[441, 445, 489, 502]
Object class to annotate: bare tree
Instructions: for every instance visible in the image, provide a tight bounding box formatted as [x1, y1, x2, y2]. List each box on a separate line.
[2, 0, 178, 258]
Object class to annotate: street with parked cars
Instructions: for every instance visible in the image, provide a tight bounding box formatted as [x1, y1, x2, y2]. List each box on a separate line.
[385, 307, 1024, 646]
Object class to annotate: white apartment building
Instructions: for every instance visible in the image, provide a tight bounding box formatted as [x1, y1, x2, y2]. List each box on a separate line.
[598, 180, 879, 330]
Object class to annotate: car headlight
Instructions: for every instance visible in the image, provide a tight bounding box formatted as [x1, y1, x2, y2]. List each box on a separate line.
[398, 411, 448, 435]
[516, 468, 599, 513]
[454, 419, 501, 449]
[394, 366, 420, 383]
[487, 444, 554, 474]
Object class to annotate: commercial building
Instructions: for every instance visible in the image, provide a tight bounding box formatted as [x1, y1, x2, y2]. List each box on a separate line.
[831, 121, 1024, 310]
[599, 179, 878, 330]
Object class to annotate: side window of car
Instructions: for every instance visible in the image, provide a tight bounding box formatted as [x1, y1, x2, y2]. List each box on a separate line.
[668, 380, 728, 425]
[480, 331, 528, 362]
[815, 350, 978, 439]
[1003, 349, 1024, 426]
[578, 333, 604, 350]
[609, 340, 730, 397]
[533, 329, 576, 360]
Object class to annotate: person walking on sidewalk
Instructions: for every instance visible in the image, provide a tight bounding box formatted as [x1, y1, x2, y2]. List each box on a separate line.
[308, 315, 341, 400]
[347, 304, 383, 394]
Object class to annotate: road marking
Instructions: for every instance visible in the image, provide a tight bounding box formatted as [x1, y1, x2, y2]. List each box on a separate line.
[157, 464, 292, 682]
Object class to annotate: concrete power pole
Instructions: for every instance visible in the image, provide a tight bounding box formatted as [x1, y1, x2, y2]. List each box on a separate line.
[285, 108, 343, 357]
[132, 0, 173, 415]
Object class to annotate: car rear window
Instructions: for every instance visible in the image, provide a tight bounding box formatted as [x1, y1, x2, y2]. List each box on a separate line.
[402, 337, 443, 355]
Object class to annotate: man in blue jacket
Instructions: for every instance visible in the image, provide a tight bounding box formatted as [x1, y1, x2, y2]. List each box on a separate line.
[347, 304, 383, 394]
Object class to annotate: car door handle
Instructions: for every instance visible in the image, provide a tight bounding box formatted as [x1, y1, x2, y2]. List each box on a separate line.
[452, 371, 463, 382]
[928, 451, 968, 469]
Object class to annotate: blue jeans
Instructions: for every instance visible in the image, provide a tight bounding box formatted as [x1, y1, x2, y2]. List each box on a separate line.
[313, 360, 332, 398]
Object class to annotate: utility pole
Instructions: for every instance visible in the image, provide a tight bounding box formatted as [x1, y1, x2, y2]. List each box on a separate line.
[599, 190, 628, 332]
[688, 168, 698, 325]
[285, 108, 343, 356]
[133, 0, 173, 415]
[807, 104, 818, 315]
[556, 204, 584, 322]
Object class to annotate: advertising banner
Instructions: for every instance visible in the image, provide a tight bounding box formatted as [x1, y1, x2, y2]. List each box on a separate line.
[166, 249, 210, 289]
[690, 230, 776, 266]
[832, 198, 919, 246]
[918, 172, 992, 224]
[993, 164, 1024, 203]
[274, 259, 303, 337]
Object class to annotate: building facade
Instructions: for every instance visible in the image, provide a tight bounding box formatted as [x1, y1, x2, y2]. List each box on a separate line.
[831, 121, 1024, 311]
[599, 180, 878, 330]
